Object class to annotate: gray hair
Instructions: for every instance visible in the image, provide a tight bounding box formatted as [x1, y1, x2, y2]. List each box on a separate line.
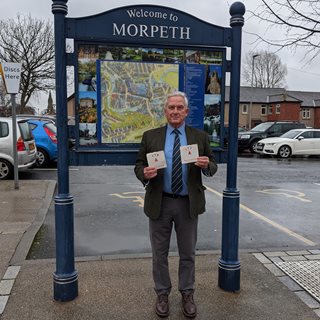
[165, 91, 189, 108]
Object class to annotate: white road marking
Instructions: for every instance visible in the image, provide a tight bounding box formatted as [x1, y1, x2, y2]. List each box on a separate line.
[256, 189, 311, 203]
[205, 185, 316, 246]
[31, 168, 79, 171]
[109, 192, 144, 207]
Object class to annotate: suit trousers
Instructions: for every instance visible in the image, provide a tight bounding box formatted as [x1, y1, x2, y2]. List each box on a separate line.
[149, 195, 198, 295]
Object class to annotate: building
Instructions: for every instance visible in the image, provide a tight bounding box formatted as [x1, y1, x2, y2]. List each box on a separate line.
[224, 86, 320, 129]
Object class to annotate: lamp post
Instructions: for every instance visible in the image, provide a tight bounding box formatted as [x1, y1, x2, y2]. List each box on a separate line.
[249, 54, 259, 129]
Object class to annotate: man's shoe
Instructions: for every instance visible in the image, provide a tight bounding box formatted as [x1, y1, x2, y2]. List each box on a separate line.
[155, 294, 169, 317]
[181, 293, 197, 318]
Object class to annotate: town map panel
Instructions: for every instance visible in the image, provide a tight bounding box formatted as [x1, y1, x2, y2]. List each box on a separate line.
[100, 61, 179, 143]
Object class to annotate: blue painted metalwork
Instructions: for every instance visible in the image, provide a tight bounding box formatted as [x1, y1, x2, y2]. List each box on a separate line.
[65, 6, 230, 166]
[51, 1, 244, 301]
[52, 0, 78, 301]
[218, 1, 245, 292]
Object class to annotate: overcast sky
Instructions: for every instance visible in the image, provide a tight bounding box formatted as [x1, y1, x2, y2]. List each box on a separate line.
[1, 0, 320, 110]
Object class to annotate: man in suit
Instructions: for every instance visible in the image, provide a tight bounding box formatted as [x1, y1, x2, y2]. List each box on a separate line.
[134, 91, 217, 318]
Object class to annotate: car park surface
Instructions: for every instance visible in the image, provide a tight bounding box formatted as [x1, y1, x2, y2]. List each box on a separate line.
[257, 128, 320, 158]
[0, 117, 37, 179]
[22, 155, 320, 259]
[27, 119, 57, 167]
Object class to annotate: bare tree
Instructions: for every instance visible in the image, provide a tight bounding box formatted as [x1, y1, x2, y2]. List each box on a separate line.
[249, 0, 320, 61]
[0, 15, 55, 113]
[242, 51, 287, 88]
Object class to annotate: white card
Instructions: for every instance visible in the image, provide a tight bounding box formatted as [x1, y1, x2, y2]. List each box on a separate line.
[180, 144, 199, 164]
[147, 151, 167, 169]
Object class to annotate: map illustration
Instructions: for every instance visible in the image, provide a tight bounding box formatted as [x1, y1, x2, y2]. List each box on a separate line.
[100, 61, 179, 143]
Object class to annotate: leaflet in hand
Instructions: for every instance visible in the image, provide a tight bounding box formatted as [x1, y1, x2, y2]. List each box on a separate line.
[146, 151, 167, 169]
[180, 144, 199, 164]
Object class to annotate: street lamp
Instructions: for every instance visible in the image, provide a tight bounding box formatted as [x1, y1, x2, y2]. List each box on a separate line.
[249, 54, 259, 129]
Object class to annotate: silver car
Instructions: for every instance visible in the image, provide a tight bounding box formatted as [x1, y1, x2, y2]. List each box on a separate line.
[0, 117, 37, 179]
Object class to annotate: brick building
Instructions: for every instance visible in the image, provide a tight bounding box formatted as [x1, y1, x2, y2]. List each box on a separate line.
[224, 87, 320, 129]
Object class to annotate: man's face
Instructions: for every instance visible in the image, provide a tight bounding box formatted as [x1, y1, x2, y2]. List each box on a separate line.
[164, 96, 189, 128]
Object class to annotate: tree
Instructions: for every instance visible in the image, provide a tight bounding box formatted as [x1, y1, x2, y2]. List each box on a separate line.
[249, 0, 320, 61]
[0, 15, 55, 113]
[242, 51, 287, 88]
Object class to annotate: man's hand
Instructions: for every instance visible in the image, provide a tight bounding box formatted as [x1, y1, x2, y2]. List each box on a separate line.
[195, 156, 209, 169]
[143, 166, 158, 180]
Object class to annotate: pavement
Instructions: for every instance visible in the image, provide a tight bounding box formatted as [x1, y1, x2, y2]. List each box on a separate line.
[0, 179, 320, 320]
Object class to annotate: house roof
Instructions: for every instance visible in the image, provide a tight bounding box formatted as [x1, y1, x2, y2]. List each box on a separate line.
[225, 86, 320, 108]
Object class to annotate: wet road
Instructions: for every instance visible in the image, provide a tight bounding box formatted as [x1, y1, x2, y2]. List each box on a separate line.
[20, 155, 320, 259]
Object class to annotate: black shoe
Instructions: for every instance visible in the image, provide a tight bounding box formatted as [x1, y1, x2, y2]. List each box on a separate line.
[155, 294, 169, 317]
[182, 293, 197, 318]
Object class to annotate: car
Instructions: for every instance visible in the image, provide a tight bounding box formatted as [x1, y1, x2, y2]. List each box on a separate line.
[17, 114, 56, 125]
[256, 128, 320, 158]
[27, 119, 57, 167]
[0, 117, 37, 179]
[238, 121, 306, 153]
[223, 126, 247, 147]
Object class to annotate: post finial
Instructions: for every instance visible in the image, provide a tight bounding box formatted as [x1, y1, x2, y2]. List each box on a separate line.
[229, 2, 246, 27]
[52, 0, 68, 15]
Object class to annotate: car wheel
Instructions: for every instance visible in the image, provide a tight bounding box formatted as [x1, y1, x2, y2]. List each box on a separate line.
[249, 140, 260, 153]
[0, 159, 13, 180]
[278, 145, 292, 158]
[36, 148, 49, 167]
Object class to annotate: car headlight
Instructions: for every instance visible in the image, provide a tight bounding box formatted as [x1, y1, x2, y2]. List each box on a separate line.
[265, 143, 276, 146]
[239, 134, 250, 139]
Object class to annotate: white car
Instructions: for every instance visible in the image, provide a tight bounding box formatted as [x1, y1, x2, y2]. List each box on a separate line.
[256, 128, 320, 158]
[0, 117, 37, 179]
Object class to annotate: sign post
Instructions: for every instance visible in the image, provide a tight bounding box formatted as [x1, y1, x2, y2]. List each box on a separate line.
[52, 0, 244, 301]
[52, 0, 78, 302]
[0, 62, 22, 189]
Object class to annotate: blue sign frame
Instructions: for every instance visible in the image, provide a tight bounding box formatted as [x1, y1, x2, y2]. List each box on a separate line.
[52, 0, 245, 302]
[65, 5, 230, 165]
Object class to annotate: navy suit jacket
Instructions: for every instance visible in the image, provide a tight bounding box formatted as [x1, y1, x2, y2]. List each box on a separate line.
[134, 125, 218, 220]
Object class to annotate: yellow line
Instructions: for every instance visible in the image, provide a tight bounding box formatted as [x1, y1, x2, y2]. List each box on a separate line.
[205, 185, 316, 246]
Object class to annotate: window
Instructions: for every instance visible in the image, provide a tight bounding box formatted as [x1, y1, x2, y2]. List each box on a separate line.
[268, 105, 273, 114]
[261, 105, 267, 115]
[0, 122, 9, 138]
[270, 123, 281, 134]
[302, 108, 310, 119]
[242, 104, 248, 114]
[300, 131, 314, 139]
[276, 104, 281, 114]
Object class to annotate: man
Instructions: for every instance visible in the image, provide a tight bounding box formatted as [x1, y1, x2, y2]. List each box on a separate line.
[134, 91, 217, 318]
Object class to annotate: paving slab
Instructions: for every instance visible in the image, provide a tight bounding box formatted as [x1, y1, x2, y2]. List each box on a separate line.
[1, 254, 318, 320]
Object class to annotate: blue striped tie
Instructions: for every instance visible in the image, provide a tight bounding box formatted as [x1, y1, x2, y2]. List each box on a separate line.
[171, 129, 182, 194]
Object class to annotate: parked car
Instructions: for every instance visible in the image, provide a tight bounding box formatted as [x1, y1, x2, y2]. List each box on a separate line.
[256, 128, 320, 158]
[224, 126, 247, 147]
[17, 114, 56, 125]
[0, 117, 37, 179]
[238, 121, 306, 153]
[27, 119, 57, 167]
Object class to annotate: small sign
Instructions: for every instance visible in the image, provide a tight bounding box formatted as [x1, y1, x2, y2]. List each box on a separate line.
[0, 62, 22, 94]
[147, 150, 167, 169]
[180, 144, 199, 164]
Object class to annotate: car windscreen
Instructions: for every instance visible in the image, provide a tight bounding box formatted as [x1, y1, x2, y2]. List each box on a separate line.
[250, 122, 273, 132]
[18, 121, 33, 141]
[280, 130, 300, 139]
[44, 122, 57, 134]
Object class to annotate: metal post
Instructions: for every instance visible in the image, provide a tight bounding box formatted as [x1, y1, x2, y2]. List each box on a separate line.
[11, 94, 19, 189]
[218, 1, 245, 292]
[52, 0, 78, 301]
[249, 54, 259, 129]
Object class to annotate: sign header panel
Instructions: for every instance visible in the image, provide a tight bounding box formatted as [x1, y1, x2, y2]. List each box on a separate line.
[0, 62, 22, 94]
[66, 5, 232, 47]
